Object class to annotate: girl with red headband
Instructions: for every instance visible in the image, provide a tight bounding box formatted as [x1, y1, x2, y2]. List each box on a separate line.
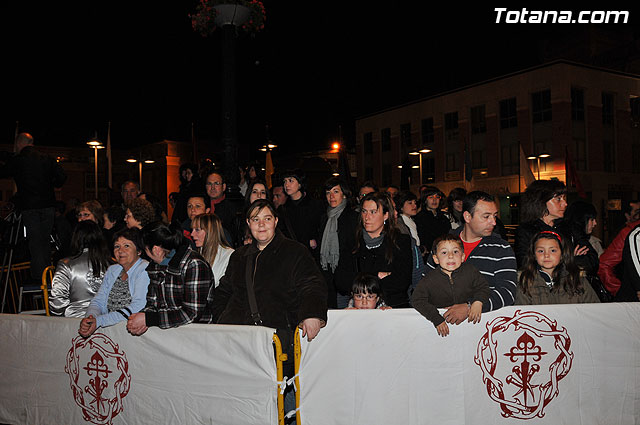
[516, 231, 600, 305]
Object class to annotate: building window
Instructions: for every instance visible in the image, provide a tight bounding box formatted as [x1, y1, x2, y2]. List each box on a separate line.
[445, 112, 458, 131]
[381, 128, 391, 152]
[400, 123, 412, 148]
[365, 166, 373, 181]
[500, 98, 517, 129]
[603, 139, 615, 172]
[445, 112, 459, 172]
[363, 132, 372, 154]
[575, 138, 587, 171]
[382, 163, 392, 186]
[631, 96, 640, 126]
[501, 144, 519, 176]
[602, 92, 614, 126]
[421, 118, 434, 144]
[532, 90, 552, 123]
[471, 105, 486, 134]
[571, 88, 585, 121]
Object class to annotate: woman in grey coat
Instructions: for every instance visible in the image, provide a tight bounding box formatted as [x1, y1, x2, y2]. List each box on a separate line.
[49, 221, 112, 317]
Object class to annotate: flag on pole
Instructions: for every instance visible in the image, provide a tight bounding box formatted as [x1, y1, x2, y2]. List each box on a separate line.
[192, 122, 197, 163]
[265, 150, 274, 188]
[519, 144, 536, 187]
[565, 145, 586, 198]
[107, 122, 112, 189]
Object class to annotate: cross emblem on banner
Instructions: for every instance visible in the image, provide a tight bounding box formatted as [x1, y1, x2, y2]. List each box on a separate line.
[83, 351, 113, 415]
[503, 332, 547, 406]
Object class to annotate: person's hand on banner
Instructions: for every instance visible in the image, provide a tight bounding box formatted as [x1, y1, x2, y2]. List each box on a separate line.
[442, 303, 469, 325]
[127, 312, 148, 336]
[301, 318, 323, 342]
[78, 315, 97, 337]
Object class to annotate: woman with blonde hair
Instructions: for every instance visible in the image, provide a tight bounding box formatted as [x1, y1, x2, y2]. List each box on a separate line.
[191, 213, 234, 287]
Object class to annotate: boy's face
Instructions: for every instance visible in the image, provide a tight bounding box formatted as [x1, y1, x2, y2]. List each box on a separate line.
[353, 292, 379, 309]
[432, 240, 464, 275]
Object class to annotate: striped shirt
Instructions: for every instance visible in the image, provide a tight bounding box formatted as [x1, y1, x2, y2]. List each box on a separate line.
[426, 228, 517, 312]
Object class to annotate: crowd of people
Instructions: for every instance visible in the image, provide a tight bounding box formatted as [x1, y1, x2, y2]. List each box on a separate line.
[3, 132, 640, 418]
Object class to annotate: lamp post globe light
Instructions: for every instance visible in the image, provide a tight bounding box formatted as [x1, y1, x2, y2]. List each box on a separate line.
[409, 147, 432, 185]
[527, 153, 551, 180]
[87, 137, 104, 200]
[126, 154, 155, 192]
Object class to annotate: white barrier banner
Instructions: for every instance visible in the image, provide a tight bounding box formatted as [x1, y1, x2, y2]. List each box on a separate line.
[298, 304, 640, 425]
[0, 314, 278, 425]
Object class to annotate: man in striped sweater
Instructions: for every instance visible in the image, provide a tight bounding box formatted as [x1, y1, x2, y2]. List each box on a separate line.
[424, 191, 517, 324]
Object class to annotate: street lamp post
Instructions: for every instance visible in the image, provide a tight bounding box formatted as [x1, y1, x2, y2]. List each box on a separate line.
[126, 154, 155, 192]
[87, 138, 104, 200]
[527, 153, 551, 180]
[409, 147, 432, 185]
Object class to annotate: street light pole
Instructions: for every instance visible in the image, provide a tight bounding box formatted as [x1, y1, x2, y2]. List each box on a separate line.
[527, 153, 551, 180]
[410, 147, 432, 186]
[87, 137, 104, 200]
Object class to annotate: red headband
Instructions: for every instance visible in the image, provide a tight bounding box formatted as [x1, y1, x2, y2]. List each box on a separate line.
[539, 230, 562, 242]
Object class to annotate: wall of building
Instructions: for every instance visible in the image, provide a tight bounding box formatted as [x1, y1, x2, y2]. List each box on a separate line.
[355, 61, 640, 242]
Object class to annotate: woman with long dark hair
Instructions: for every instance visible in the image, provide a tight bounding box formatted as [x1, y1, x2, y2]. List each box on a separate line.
[50, 221, 112, 317]
[334, 192, 413, 308]
[516, 231, 599, 304]
[445, 187, 466, 230]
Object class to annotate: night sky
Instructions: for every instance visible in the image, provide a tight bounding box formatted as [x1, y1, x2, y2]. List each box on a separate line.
[2, 2, 638, 156]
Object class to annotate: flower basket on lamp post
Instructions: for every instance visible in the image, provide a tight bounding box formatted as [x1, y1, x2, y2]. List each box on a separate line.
[190, 0, 266, 37]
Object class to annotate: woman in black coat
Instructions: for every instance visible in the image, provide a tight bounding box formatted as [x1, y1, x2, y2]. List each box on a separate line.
[334, 192, 413, 308]
[515, 180, 597, 272]
[212, 199, 327, 341]
[317, 177, 358, 308]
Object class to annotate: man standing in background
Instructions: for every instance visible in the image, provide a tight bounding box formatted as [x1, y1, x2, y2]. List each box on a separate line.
[0, 132, 67, 282]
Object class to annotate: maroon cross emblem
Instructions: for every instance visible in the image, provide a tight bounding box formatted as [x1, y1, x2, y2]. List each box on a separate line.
[503, 332, 547, 406]
[83, 351, 113, 415]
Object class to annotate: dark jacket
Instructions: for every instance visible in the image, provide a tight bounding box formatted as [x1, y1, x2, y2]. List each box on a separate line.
[279, 194, 323, 248]
[171, 175, 204, 225]
[426, 227, 517, 312]
[212, 230, 328, 329]
[515, 270, 600, 305]
[318, 206, 359, 265]
[411, 261, 490, 326]
[414, 209, 451, 254]
[334, 232, 413, 307]
[209, 196, 242, 246]
[0, 146, 66, 210]
[144, 244, 214, 328]
[516, 219, 598, 274]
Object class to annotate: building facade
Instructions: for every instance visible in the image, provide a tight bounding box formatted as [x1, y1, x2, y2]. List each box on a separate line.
[355, 61, 640, 243]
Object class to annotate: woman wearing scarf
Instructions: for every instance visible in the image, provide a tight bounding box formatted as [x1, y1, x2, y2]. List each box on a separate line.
[318, 178, 358, 308]
[334, 192, 413, 308]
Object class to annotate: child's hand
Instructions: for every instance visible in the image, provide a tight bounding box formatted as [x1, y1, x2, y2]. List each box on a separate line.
[379, 306, 392, 310]
[468, 301, 483, 324]
[436, 321, 449, 337]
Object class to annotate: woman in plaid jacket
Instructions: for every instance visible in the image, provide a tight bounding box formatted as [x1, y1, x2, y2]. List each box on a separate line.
[126, 222, 214, 335]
